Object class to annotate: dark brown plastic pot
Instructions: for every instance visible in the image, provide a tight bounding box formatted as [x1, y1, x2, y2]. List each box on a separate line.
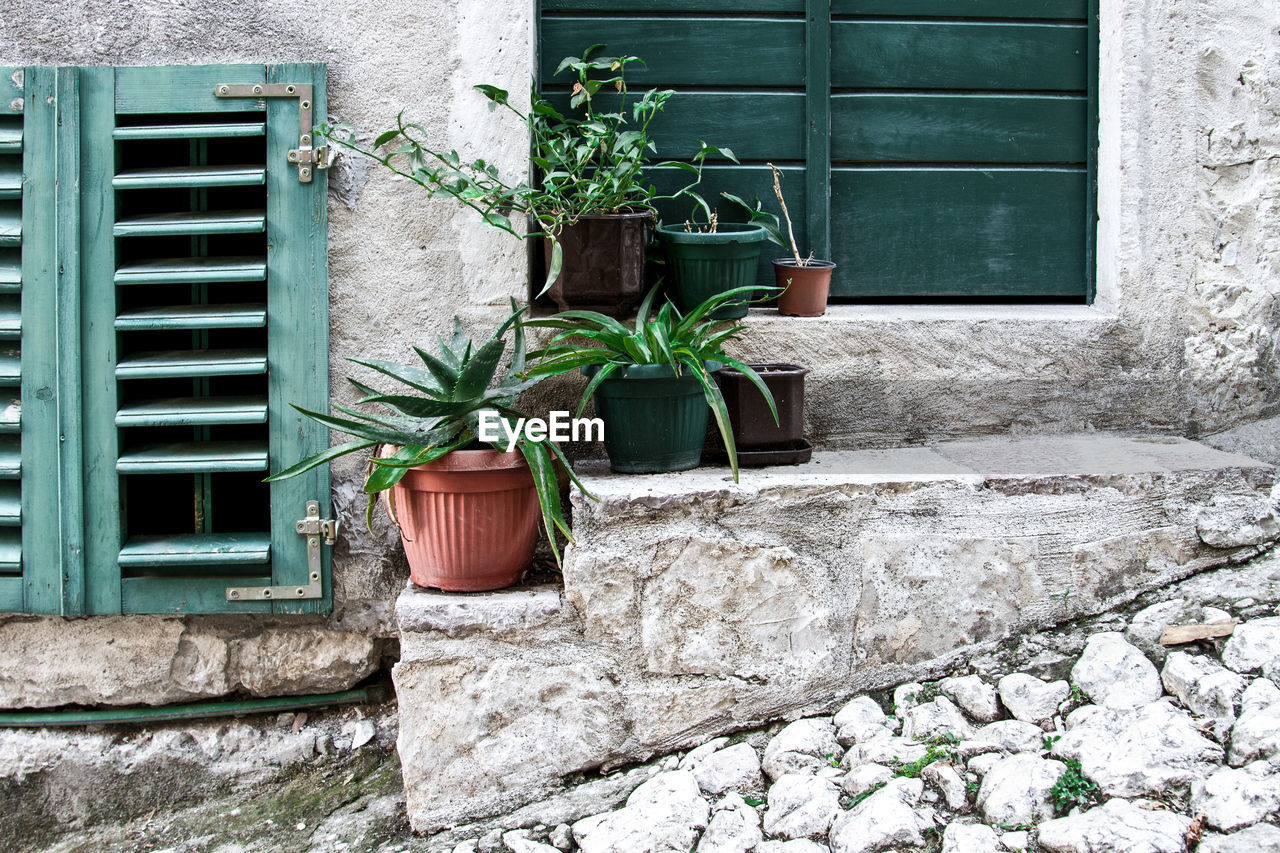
[544, 210, 652, 316]
[387, 448, 540, 592]
[773, 259, 836, 316]
[715, 363, 809, 450]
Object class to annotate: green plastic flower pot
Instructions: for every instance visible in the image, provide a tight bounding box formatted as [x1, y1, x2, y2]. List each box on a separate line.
[657, 223, 768, 320]
[586, 363, 710, 473]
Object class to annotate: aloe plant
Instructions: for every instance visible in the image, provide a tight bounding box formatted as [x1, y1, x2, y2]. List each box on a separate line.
[523, 286, 778, 480]
[266, 303, 587, 564]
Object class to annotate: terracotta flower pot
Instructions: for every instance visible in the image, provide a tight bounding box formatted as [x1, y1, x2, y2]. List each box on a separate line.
[773, 259, 836, 316]
[387, 448, 540, 592]
[544, 211, 653, 317]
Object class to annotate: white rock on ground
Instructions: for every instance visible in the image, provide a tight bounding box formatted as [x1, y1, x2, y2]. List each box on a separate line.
[1160, 652, 1246, 729]
[921, 761, 968, 810]
[940, 675, 1000, 723]
[763, 773, 841, 840]
[967, 752, 1003, 777]
[762, 719, 843, 780]
[893, 683, 925, 714]
[1227, 679, 1280, 765]
[1197, 822, 1280, 853]
[698, 793, 764, 853]
[962, 720, 1046, 756]
[1071, 632, 1163, 709]
[1126, 599, 1210, 663]
[680, 737, 730, 770]
[1051, 700, 1224, 796]
[1223, 617, 1280, 673]
[840, 735, 927, 768]
[832, 696, 889, 746]
[692, 743, 766, 797]
[840, 763, 893, 797]
[1190, 761, 1280, 831]
[757, 840, 831, 853]
[975, 752, 1064, 825]
[1037, 798, 1192, 853]
[902, 696, 975, 741]
[941, 822, 1003, 853]
[996, 673, 1070, 724]
[502, 829, 562, 853]
[827, 777, 930, 853]
[1196, 494, 1280, 547]
[573, 770, 709, 853]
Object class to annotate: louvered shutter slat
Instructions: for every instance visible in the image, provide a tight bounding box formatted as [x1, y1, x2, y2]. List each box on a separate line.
[115, 396, 268, 427]
[116, 441, 269, 474]
[114, 256, 267, 285]
[118, 533, 271, 567]
[112, 165, 266, 190]
[113, 209, 266, 237]
[115, 303, 266, 331]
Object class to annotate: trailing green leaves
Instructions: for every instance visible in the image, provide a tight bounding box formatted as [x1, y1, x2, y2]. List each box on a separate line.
[318, 47, 735, 299]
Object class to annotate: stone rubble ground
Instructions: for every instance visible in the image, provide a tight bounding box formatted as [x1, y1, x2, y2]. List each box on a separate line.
[13, 549, 1280, 853]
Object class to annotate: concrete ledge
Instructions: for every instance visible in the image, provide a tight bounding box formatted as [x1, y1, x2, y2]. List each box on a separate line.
[394, 434, 1277, 831]
[727, 307, 1180, 447]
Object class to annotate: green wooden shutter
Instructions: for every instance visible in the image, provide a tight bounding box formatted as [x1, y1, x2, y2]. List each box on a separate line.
[538, 0, 1098, 300]
[3, 64, 331, 616]
[0, 69, 24, 612]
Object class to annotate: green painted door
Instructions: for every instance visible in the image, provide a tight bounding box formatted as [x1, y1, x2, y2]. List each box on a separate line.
[538, 0, 1097, 300]
[6, 64, 331, 616]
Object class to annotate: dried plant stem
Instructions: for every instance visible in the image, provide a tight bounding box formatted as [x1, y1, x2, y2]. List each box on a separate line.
[768, 162, 804, 266]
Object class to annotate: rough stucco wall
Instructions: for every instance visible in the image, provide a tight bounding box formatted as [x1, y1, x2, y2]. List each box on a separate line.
[1188, 4, 1280, 430]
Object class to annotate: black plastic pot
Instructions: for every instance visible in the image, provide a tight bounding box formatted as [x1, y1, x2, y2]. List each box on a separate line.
[545, 211, 652, 317]
[657, 223, 768, 320]
[586, 364, 709, 473]
[715, 362, 811, 465]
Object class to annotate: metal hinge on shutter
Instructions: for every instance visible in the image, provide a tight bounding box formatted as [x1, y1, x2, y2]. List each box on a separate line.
[213, 83, 331, 182]
[225, 501, 336, 601]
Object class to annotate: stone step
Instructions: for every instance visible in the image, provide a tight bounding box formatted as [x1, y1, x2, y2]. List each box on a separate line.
[394, 433, 1278, 832]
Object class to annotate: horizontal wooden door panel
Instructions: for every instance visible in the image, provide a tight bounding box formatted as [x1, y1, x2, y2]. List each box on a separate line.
[831, 0, 1086, 18]
[832, 93, 1086, 163]
[540, 18, 806, 87]
[544, 91, 805, 163]
[832, 21, 1087, 91]
[830, 167, 1087, 297]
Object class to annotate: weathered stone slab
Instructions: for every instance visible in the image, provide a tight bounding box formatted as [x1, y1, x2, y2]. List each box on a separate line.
[395, 434, 1277, 831]
[0, 617, 381, 708]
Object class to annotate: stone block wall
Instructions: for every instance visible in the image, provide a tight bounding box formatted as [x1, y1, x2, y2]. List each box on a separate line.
[393, 436, 1280, 830]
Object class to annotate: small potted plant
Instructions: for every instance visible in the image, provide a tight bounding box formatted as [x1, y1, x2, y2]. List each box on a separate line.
[266, 304, 588, 592]
[767, 163, 837, 316]
[524, 286, 777, 478]
[323, 47, 727, 317]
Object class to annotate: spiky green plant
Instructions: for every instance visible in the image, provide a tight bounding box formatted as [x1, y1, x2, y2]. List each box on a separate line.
[522, 285, 778, 481]
[266, 302, 587, 564]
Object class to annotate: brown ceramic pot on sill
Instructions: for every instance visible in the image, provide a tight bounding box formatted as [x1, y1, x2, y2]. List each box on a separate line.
[543, 210, 652, 317]
[773, 258, 836, 317]
[386, 448, 540, 592]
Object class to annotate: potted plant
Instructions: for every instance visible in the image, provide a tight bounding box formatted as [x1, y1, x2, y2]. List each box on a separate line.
[322, 46, 728, 316]
[524, 286, 777, 478]
[714, 363, 812, 466]
[767, 163, 837, 316]
[656, 194, 786, 320]
[266, 304, 588, 592]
